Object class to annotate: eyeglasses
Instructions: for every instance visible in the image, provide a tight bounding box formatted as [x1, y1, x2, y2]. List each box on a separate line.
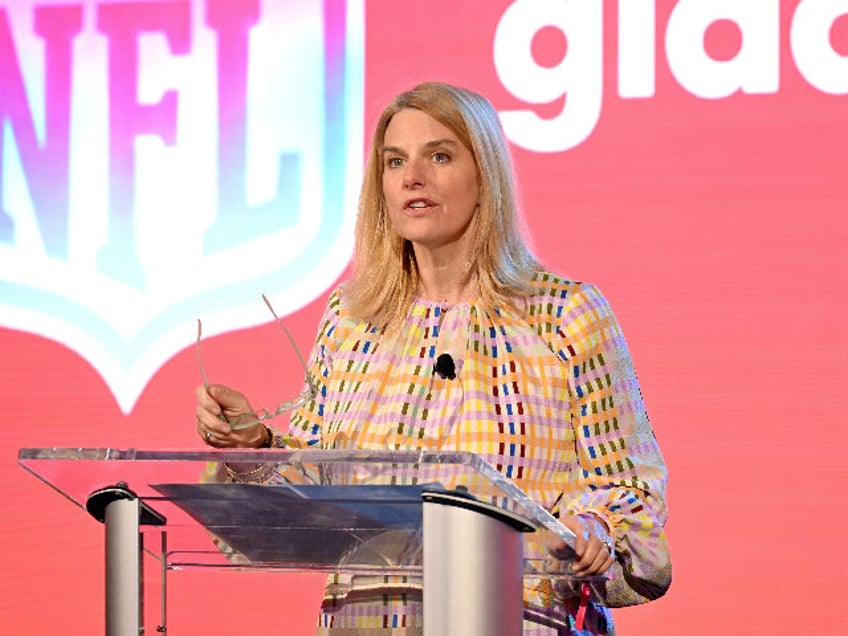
[196, 294, 318, 431]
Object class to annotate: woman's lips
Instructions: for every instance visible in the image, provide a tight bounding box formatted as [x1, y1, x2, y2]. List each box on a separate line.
[404, 198, 437, 213]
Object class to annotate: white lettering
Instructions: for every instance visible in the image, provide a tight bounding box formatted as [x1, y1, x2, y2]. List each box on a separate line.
[619, 0, 656, 98]
[791, 0, 848, 94]
[666, 0, 780, 99]
[495, 0, 843, 152]
[494, 0, 602, 152]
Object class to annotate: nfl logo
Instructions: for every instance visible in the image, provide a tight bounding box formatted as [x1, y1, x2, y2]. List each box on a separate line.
[0, 0, 363, 412]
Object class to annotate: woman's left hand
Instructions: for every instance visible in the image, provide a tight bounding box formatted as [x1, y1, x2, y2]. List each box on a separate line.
[548, 514, 615, 577]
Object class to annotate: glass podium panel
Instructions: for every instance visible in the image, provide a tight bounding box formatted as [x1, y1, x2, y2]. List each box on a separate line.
[18, 448, 586, 581]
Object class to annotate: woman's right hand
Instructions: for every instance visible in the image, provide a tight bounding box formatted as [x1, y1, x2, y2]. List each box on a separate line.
[195, 384, 266, 448]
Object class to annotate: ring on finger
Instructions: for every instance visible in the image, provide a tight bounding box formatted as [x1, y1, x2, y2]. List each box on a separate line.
[205, 430, 212, 442]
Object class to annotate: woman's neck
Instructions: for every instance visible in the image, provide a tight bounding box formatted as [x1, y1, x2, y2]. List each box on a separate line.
[416, 265, 478, 307]
[410, 234, 480, 306]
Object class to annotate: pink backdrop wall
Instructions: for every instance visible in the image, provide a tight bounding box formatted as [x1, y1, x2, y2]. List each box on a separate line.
[1, 1, 846, 633]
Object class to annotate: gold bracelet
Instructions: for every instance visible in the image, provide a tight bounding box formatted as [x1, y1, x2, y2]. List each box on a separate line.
[224, 461, 272, 483]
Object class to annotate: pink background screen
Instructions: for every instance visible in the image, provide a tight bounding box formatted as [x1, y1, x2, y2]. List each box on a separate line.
[1, 1, 846, 633]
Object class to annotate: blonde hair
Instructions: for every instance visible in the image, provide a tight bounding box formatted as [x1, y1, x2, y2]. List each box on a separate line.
[346, 82, 540, 328]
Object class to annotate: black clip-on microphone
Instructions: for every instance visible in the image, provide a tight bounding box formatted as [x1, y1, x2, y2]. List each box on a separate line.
[434, 353, 456, 380]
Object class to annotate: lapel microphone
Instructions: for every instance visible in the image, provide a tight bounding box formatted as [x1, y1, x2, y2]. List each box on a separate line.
[434, 353, 456, 380]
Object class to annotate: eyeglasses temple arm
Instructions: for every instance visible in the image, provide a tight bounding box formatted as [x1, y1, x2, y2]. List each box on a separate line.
[196, 319, 210, 391]
[262, 294, 317, 393]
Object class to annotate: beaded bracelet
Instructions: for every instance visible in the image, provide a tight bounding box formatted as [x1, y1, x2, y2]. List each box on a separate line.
[259, 425, 274, 448]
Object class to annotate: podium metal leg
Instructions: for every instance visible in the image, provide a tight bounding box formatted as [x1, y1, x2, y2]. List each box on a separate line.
[87, 483, 167, 636]
[422, 491, 533, 636]
[104, 496, 142, 635]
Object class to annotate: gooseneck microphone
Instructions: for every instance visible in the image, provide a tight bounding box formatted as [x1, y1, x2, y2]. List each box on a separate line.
[434, 353, 456, 380]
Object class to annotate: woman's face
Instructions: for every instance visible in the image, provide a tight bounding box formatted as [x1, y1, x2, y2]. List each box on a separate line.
[381, 108, 480, 258]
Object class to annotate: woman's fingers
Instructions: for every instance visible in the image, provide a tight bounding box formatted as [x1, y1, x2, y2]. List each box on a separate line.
[572, 534, 613, 575]
[194, 383, 259, 447]
[550, 513, 615, 576]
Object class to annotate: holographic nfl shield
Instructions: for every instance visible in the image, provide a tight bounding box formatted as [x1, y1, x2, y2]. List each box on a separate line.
[0, 0, 363, 412]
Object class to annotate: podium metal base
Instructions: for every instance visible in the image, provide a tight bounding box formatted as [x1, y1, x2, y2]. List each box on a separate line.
[423, 490, 533, 636]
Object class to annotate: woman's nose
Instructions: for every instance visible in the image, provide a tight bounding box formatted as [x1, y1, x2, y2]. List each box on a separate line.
[403, 159, 424, 188]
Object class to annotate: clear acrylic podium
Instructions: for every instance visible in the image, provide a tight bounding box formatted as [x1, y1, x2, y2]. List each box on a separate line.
[18, 448, 593, 635]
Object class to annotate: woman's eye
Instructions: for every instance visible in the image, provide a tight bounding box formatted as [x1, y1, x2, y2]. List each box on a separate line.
[386, 157, 403, 168]
[432, 152, 449, 163]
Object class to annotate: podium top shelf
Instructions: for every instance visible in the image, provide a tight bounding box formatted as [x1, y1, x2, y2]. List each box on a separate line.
[18, 447, 584, 580]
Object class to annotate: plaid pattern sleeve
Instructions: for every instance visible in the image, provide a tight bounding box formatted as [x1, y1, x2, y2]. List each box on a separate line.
[543, 279, 671, 606]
